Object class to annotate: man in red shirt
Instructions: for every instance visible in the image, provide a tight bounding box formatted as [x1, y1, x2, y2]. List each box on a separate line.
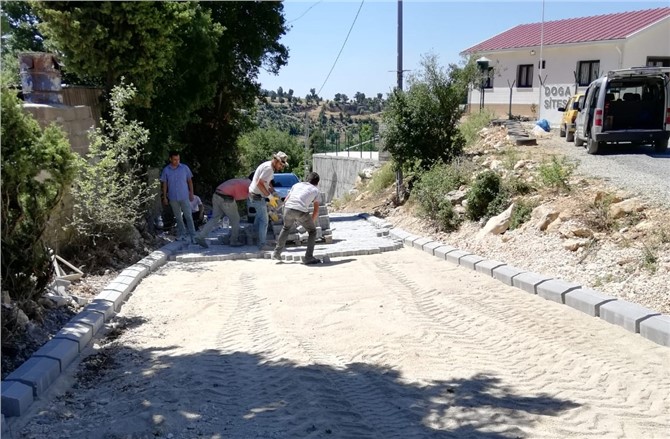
[195, 177, 251, 248]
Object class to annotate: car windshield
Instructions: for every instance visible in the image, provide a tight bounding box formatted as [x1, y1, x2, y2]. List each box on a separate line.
[273, 174, 299, 188]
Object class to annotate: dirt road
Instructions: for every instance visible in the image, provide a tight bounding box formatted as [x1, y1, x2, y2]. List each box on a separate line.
[11, 244, 670, 439]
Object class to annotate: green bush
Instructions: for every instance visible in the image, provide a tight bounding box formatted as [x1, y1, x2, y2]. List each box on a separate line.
[1, 82, 76, 323]
[70, 82, 156, 241]
[509, 199, 535, 230]
[413, 161, 469, 231]
[538, 156, 574, 192]
[466, 170, 503, 221]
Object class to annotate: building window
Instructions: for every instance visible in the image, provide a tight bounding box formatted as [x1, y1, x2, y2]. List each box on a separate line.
[483, 67, 494, 89]
[578, 60, 599, 86]
[517, 64, 533, 88]
[647, 57, 670, 67]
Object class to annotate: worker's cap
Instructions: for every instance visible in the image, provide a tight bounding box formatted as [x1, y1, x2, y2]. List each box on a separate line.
[273, 151, 289, 166]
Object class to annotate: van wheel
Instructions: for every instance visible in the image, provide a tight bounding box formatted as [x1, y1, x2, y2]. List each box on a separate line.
[654, 139, 668, 153]
[559, 124, 566, 137]
[566, 130, 574, 142]
[586, 138, 601, 154]
[574, 135, 584, 147]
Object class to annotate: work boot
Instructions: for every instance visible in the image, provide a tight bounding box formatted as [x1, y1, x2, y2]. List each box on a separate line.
[195, 237, 209, 248]
[303, 257, 321, 265]
[271, 251, 282, 261]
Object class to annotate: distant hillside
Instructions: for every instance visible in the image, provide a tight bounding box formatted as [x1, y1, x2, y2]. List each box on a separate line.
[256, 92, 386, 153]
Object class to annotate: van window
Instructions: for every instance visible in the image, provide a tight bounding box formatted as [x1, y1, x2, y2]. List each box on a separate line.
[578, 60, 600, 86]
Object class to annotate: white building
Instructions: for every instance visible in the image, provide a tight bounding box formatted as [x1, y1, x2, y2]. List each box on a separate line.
[460, 7, 670, 125]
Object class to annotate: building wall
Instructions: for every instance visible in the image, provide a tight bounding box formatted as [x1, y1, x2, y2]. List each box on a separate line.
[468, 17, 670, 126]
[312, 154, 381, 203]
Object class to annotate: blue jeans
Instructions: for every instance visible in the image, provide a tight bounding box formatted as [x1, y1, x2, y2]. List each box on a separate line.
[169, 199, 196, 240]
[248, 196, 268, 246]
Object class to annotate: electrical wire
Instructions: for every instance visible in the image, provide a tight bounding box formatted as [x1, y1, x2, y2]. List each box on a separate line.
[316, 0, 365, 97]
[287, 0, 323, 24]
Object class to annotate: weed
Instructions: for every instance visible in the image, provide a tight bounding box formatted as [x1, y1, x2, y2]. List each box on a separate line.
[586, 193, 618, 232]
[368, 162, 396, 194]
[538, 156, 574, 192]
[459, 109, 495, 146]
[640, 242, 658, 273]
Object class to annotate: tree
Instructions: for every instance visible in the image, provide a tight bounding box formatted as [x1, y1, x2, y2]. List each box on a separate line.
[1, 81, 76, 323]
[381, 53, 472, 171]
[238, 128, 306, 179]
[34, 1, 193, 107]
[70, 82, 155, 241]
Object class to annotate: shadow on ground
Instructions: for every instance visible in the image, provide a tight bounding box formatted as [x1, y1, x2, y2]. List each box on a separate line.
[19, 344, 580, 439]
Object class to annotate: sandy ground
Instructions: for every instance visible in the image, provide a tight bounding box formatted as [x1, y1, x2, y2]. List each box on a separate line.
[9, 248, 670, 439]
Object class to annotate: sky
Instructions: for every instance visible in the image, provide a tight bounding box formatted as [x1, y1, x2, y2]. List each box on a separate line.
[258, 0, 669, 100]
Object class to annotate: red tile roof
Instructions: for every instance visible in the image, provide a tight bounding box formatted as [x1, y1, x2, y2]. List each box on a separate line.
[462, 7, 670, 54]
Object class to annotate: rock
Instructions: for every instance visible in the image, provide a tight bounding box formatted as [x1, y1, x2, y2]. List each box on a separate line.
[532, 205, 560, 231]
[563, 238, 589, 251]
[445, 189, 468, 205]
[570, 227, 594, 238]
[609, 198, 644, 219]
[477, 203, 515, 238]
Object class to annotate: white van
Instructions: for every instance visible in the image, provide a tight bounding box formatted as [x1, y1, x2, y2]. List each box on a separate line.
[574, 67, 670, 154]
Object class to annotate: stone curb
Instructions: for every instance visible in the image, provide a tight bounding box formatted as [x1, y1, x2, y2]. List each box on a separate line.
[360, 215, 670, 349]
[1, 242, 185, 419]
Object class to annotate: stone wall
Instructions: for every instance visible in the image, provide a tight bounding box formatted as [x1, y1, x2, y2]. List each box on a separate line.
[312, 153, 382, 204]
[22, 103, 95, 156]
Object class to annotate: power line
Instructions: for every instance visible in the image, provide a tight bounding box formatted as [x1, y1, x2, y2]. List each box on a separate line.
[316, 0, 365, 97]
[287, 0, 323, 24]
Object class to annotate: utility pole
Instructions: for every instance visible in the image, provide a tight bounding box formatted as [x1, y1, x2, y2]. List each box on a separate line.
[395, 0, 403, 202]
[304, 112, 310, 177]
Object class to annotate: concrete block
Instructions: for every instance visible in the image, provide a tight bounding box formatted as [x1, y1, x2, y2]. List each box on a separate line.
[84, 300, 115, 320]
[536, 279, 581, 304]
[54, 321, 93, 351]
[445, 249, 472, 265]
[1, 381, 34, 417]
[492, 265, 526, 286]
[32, 338, 79, 371]
[459, 254, 485, 270]
[95, 289, 124, 311]
[390, 229, 411, 240]
[639, 315, 670, 347]
[403, 235, 421, 247]
[600, 301, 661, 333]
[564, 288, 616, 317]
[123, 265, 149, 279]
[71, 310, 105, 333]
[412, 237, 433, 250]
[474, 259, 505, 277]
[422, 241, 444, 256]
[103, 281, 132, 298]
[434, 245, 457, 259]
[4, 356, 60, 396]
[512, 272, 552, 294]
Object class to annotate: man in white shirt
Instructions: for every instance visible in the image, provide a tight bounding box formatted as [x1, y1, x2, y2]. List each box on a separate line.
[272, 172, 321, 265]
[189, 194, 205, 229]
[248, 151, 288, 250]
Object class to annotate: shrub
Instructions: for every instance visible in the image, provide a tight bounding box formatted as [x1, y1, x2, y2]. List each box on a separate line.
[509, 199, 536, 230]
[70, 82, 156, 241]
[413, 161, 470, 231]
[538, 156, 574, 192]
[586, 193, 617, 232]
[466, 170, 502, 221]
[1, 81, 76, 335]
